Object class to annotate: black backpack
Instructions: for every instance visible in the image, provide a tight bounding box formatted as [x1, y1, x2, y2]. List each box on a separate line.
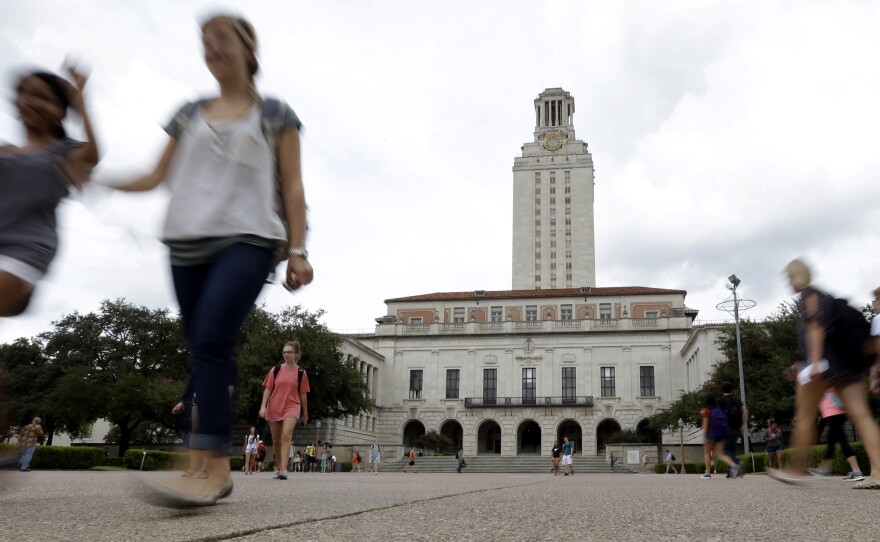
[720, 395, 743, 432]
[826, 297, 875, 370]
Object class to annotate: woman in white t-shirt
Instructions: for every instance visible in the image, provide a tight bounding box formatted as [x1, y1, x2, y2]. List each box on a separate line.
[243, 426, 259, 475]
[114, 14, 313, 508]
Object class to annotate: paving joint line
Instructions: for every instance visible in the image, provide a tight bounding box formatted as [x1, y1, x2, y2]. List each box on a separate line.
[188, 478, 549, 542]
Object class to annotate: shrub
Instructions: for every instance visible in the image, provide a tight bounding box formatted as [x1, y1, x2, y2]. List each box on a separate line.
[230, 456, 244, 471]
[30, 446, 103, 469]
[414, 431, 455, 453]
[339, 461, 352, 472]
[101, 457, 126, 468]
[605, 429, 654, 444]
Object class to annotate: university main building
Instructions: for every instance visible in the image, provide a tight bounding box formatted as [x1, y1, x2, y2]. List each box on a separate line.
[330, 89, 723, 458]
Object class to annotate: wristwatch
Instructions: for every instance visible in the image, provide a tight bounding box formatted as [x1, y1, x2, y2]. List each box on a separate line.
[288, 247, 309, 259]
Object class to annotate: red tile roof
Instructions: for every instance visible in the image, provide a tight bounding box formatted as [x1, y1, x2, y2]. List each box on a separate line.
[385, 286, 687, 303]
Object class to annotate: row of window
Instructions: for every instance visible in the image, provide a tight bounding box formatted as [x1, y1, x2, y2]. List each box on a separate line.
[408, 366, 656, 400]
[439, 304, 662, 323]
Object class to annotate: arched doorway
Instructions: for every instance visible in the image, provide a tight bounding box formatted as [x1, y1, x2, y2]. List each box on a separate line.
[439, 419, 463, 452]
[636, 419, 661, 445]
[402, 420, 426, 449]
[477, 420, 502, 454]
[596, 419, 621, 455]
[517, 419, 542, 455]
[557, 419, 583, 453]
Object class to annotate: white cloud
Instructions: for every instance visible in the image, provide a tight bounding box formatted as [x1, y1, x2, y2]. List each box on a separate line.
[2, 0, 879, 343]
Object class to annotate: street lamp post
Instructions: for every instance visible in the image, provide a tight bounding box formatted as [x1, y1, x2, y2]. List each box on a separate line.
[315, 420, 321, 446]
[678, 418, 685, 474]
[717, 274, 756, 459]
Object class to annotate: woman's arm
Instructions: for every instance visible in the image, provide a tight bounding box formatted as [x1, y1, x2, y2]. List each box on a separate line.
[110, 137, 178, 192]
[64, 65, 99, 174]
[276, 129, 313, 289]
[803, 292, 827, 376]
[299, 390, 308, 425]
[259, 387, 272, 419]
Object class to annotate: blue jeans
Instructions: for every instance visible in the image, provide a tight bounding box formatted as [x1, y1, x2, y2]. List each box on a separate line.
[20, 445, 35, 469]
[172, 243, 274, 455]
[725, 434, 741, 465]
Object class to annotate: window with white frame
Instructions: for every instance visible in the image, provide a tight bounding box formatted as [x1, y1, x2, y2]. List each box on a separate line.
[600, 367, 615, 397]
[561, 304, 573, 320]
[409, 370, 423, 399]
[599, 303, 612, 320]
[490, 306, 503, 322]
[446, 369, 460, 399]
[525, 305, 538, 321]
[640, 366, 655, 397]
[453, 307, 465, 323]
[645, 310, 659, 319]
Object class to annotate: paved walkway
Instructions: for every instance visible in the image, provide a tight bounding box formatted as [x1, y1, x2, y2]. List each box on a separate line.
[2, 470, 875, 541]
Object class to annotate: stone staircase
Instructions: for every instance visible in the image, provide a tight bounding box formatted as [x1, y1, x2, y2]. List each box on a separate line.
[379, 455, 636, 474]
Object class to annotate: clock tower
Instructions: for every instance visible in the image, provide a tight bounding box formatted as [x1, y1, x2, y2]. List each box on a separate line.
[512, 88, 595, 290]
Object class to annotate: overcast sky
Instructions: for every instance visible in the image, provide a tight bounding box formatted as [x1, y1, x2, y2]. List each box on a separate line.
[2, 0, 879, 343]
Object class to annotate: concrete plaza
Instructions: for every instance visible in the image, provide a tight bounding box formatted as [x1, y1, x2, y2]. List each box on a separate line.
[1, 469, 875, 541]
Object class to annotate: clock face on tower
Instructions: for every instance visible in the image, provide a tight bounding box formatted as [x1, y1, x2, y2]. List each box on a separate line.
[543, 132, 564, 152]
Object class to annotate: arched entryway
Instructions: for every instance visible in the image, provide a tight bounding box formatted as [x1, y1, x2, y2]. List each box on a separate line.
[402, 420, 426, 449]
[596, 419, 621, 455]
[477, 420, 502, 454]
[636, 419, 661, 445]
[556, 419, 583, 454]
[439, 419, 463, 452]
[517, 419, 542, 455]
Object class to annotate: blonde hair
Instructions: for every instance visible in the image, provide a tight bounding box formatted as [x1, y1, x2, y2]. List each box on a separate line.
[784, 259, 812, 291]
[202, 15, 261, 103]
[873, 286, 880, 299]
[284, 340, 301, 353]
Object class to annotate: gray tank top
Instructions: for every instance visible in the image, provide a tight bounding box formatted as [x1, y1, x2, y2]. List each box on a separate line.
[0, 139, 79, 272]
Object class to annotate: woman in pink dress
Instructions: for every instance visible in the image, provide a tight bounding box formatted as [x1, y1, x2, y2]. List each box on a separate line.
[259, 341, 310, 480]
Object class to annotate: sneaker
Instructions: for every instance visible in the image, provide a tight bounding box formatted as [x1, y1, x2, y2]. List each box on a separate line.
[807, 467, 833, 478]
[272, 471, 280, 479]
[277, 471, 287, 480]
[843, 471, 865, 482]
[701, 474, 711, 479]
[563, 473, 569, 476]
[728, 464, 739, 479]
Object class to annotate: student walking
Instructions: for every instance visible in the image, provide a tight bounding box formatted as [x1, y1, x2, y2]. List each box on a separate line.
[764, 422, 784, 470]
[404, 446, 417, 473]
[116, 13, 312, 508]
[808, 388, 865, 481]
[369, 440, 382, 474]
[664, 450, 678, 474]
[1, 64, 99, 316]
[718, 381, 748, 471]
[700, 394, 738, 479]
[352, 450, 362, 472]
[550, 441, 561, 476]
[771, 262, 880, 489]
[456, 448, 466, 473]
[261, 341, 310, 481]
[561, 437, 575, 476]
[242, 426, 259, 475]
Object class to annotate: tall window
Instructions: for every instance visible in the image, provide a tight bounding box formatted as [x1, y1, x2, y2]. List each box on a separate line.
[490, 306, 503, 322]
[640, 366, 655, 397]
[599, 303, 612, 320]
[409, 370, 423, 399]
[453, 307, 465, 323]
[600, 367, 615, 397]
[483, 368, 497, 404]
[561, 304, 573, 320]
[522, 368, 536, 404]
[525, 305, 538, 321]
[446, 369, 460, 399]
[562, 367, 576, 403]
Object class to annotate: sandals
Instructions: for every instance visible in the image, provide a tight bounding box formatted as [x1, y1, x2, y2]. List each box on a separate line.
[852, 479, 880, 489]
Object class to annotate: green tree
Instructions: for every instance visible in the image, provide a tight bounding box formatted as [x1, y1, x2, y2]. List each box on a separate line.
[41, 299, 189, 455]
[649, 301, 801, 433]
[235, 305, 373, 425]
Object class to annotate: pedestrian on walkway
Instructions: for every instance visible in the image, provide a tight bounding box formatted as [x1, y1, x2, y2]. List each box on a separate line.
[609, 452, 617, 472]
[808, 388, 865, 481]
[764, 422, 784, 470]
[718, 381, 748, 470]
[242, 426, 259, 475]
[404, 446, 417, 473]
[260, 341, 310, 481]
[561, 437, 574, 476]
[700, 394, 738, 479]
[369, 440, 382, 474]
[1, 63, 99, 316]
[642, 452, 650, 474]
[664, 449, 678, 474]
[456, 447, 466, 473]
[17, 417, 43, 472]
[550, 440, 561, 476]
[769, 263, 880, 488]
[352, 450, 362, 472]
[114, 13, 312, 508]
[256, 441, 267, 472]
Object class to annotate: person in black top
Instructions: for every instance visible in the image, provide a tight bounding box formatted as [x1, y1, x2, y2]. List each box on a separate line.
[550, 440, 562, 476]
[718, 381, 748, 475]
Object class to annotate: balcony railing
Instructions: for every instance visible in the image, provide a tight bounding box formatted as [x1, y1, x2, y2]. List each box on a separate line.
[464, 395, 594, 408]
[376, 316, 691, 337]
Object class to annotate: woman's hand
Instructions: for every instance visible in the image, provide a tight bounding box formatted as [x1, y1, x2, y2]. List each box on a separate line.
[171, 402, 185, 415]
[285, 256, 313, 291]
[258, 406, 267, 419]
[300, 412, 309, 425]
[64, 61, 88, 117]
